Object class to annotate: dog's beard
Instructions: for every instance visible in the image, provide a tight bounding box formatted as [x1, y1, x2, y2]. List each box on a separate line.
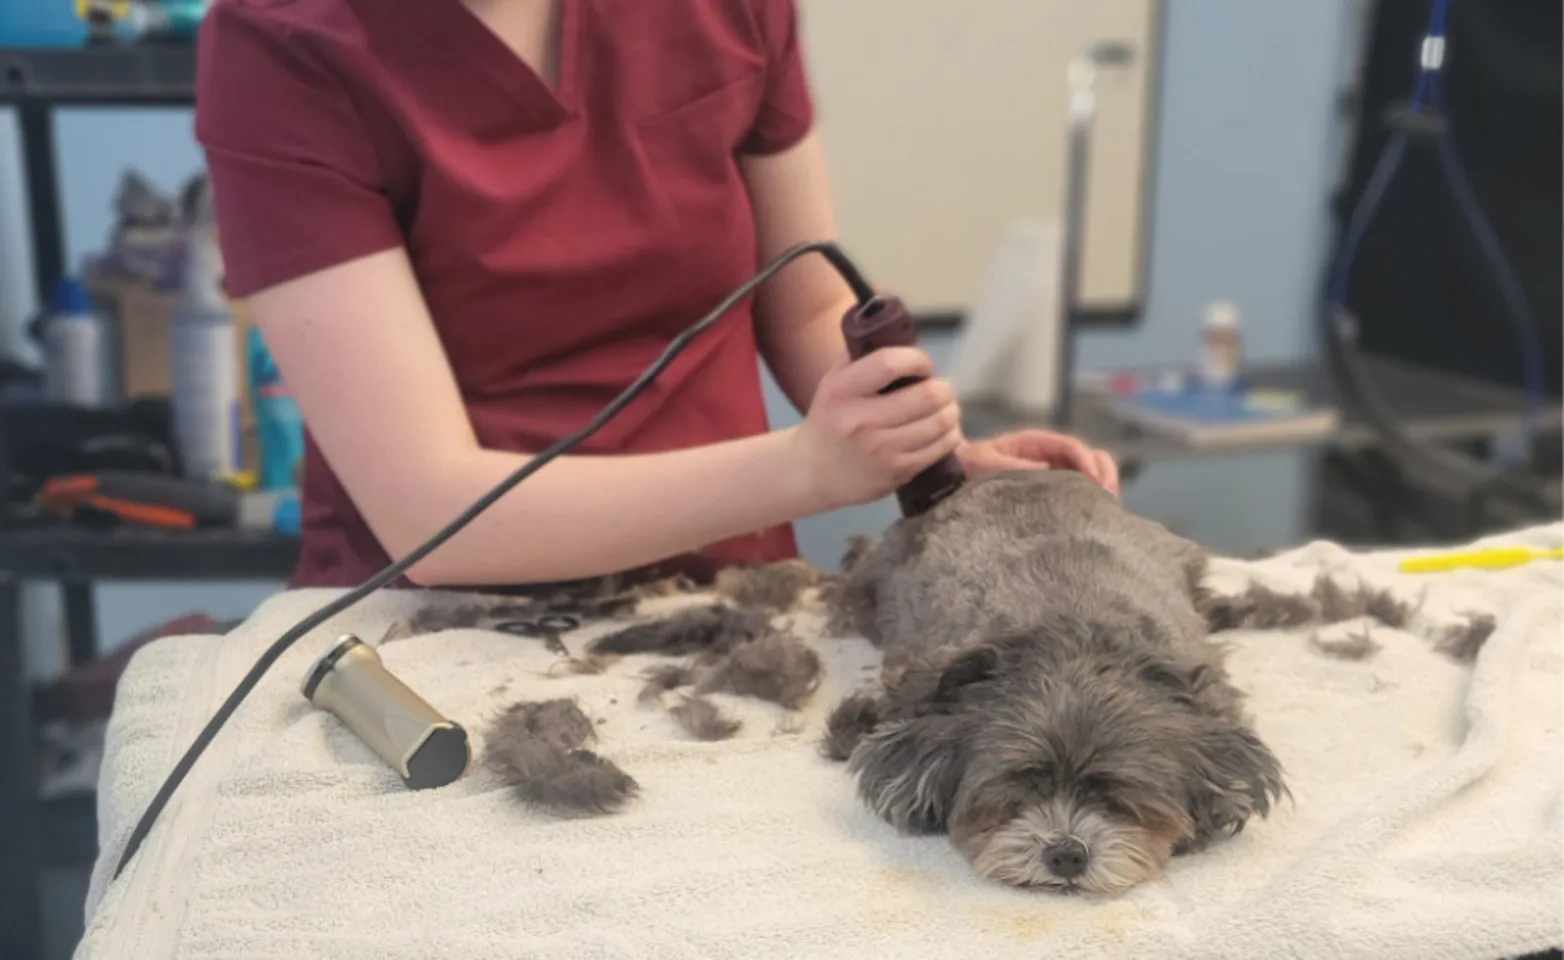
[966, 801, 1175, 895]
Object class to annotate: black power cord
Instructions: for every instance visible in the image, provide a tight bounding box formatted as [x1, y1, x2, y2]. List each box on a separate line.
[112, 240, 877, 880]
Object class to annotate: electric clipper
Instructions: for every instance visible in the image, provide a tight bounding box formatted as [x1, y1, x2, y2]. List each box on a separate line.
[841, 296, 968, 516]
[302, 635, 470, 789]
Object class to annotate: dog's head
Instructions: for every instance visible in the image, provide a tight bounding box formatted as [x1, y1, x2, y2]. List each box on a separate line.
[846, 622, 1285, 894]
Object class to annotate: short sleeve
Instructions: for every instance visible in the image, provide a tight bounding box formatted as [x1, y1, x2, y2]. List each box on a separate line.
[741, 0, 815, 155]
[194, 2, 402, 298]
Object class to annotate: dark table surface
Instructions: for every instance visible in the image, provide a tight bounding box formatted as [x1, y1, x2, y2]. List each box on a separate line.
[0, 523, 300, 581]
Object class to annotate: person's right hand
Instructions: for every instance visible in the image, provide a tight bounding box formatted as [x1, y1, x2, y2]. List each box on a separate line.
[793, 347, 964, 508]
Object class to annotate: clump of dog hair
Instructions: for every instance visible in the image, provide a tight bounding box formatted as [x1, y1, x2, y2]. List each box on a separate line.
[381, 602, 496, 643]
[819, 535, 878, 615]
[695, 630, 822, 709]
[668, 695, 743, 741]
[840, 535, 876, 575]
[614, 616, 824, 711]
[637, 663, 695, 706]
[1308, 627, 1382, 661]
[594, 600, 825, 720]
[821, 693, 880, 761]
[714, 559, 824, 612]
[608, 573, 699, 600]
[1309, 576, 1415, 628]
[1432, 613, 1497, 663]
[545, 656, 607, 677]
[1199, 574, 1415, 633]
[383, 587, 645, 644]
[483, 699, 638, 816]
[587, 604, 771, 659]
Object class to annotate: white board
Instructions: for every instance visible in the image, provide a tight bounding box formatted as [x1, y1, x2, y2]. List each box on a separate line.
[799, 0, 1161, 316]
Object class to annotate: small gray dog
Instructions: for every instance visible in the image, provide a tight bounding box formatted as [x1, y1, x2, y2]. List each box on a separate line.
[824, 468, 1288, 895]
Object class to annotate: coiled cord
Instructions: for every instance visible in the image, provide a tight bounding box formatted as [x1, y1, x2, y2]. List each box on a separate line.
[1324, 0, 1549, 501]
[112, 240, 877, 880]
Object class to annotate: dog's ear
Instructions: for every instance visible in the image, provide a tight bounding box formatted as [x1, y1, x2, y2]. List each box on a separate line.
[882, 642, 1003, 717]
[1139, 652, 1245, 720]
[932, 645, 1002, 701]
[848, 714, 973, 834]
[1180, 722, 1287, 853]
[1138, 657, 1214, 706]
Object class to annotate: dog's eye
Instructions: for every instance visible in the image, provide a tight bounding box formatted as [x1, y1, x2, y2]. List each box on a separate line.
[1012, 764, 1056, 792]
[1141, 664, 1185, 690]
[1080, 773, 1116, 798]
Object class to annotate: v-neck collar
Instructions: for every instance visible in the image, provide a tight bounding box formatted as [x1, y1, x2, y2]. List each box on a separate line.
[369, 0, 586, 130]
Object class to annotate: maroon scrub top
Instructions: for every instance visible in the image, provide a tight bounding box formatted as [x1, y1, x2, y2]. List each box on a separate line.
[195, 0, 816, 588]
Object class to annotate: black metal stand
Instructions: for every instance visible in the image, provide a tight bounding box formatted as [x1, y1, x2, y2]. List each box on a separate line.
[18, 102, 63, 307]
[0, 527, 299, 958]
[0, 46, 199, 955]
[0, 575, 40, 960]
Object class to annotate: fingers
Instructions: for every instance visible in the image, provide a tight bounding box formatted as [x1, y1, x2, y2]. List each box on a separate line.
[893, 424, 964, 480]
[1095, 449, 1122, 495]
[880, 404, 962, 454]
[870, 377, 957, 430]
[822, 354, 957, 433]
[979, 429, 1121, 493]
[1042, 433, 1096, 474]
[833, 347, 935, 397]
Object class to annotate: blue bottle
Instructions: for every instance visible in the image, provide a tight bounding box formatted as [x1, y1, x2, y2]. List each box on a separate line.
[246, 326, 305, 490]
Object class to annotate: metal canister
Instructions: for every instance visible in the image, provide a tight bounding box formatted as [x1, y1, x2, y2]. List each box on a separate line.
[41, 276, 113, 407]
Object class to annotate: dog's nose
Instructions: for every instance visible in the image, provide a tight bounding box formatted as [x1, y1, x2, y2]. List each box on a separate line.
[1042, 837, 1089, 880]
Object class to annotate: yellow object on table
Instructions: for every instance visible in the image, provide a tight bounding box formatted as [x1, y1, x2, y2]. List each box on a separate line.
[1399, 545, 1564, 574]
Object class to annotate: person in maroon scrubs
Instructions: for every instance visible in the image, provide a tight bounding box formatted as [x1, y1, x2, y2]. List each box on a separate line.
[194, 0, 1119, 590]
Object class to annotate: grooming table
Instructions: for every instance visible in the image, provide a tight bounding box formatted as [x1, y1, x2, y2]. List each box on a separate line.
[78, 525, 1563, 959]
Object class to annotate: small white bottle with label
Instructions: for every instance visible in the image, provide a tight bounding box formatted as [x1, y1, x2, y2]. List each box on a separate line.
[41, 275, 113, 407]
[170, 180, 241, 480]
[1198, 300, 1242, 391]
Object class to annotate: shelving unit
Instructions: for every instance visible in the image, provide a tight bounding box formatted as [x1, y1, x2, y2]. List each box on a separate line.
[0, 45, 250, 960]
[0, 44, 196, 308]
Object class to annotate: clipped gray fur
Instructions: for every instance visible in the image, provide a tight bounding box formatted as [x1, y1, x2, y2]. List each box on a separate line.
[483, 699, 638, 816]
[713, 558, 826, 612]
[669, 695, 743, 741]
[587, 604, 771, 659]
[1432, 613, 1498, 663]
[1196, 573, 1416, 634]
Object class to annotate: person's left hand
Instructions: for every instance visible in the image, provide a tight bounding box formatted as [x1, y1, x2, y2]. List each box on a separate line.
[957, 429, 1121, 496]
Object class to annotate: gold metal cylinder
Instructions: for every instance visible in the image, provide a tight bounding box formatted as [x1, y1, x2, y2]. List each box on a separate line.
[302, 635, 470, 789]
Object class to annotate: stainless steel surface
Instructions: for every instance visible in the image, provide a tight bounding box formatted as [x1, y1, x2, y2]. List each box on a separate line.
[965, 355, 1564, 464]
[1053, 43, 1137, 426]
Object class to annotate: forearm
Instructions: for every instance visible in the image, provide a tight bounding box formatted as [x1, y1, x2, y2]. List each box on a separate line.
[377, 427, 824, 587]
[759, 294, 856, 414]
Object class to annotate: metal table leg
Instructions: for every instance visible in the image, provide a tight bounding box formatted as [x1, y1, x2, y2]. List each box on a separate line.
[63, 581, 98, 667]
[0, 575, 43, 960]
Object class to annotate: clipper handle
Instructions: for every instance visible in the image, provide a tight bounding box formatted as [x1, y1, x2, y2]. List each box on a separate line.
[303, 636, 470, 790]
[841, 296, 967, 516]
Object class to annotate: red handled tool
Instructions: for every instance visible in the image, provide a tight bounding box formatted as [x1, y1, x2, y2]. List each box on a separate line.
[37, 472, 241, 528]
[841, 296, 968, 516]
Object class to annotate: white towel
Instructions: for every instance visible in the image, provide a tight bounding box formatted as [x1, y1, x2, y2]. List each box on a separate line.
[78, 524, 1564, 960]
